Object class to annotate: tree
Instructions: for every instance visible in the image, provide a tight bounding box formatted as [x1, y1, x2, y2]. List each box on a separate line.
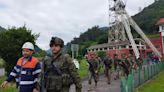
[0, 26, 39, 75]
[33, 46, 46, 58]
[67, 25, 108, 56]
[133, 0, 164, 33]
[97, 51, 106, 59]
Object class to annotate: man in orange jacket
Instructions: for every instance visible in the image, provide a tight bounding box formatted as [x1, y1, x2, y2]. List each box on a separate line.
[1, 42, 41, 92]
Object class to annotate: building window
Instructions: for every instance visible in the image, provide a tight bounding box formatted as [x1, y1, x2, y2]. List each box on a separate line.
[129, 46, 132, 48]
[137, 46, 140, 48]
[109, 46, 113, 49]
[121, 45, 126, 48]
[104, 48, 107, 50]
[162, 25, 164, 30]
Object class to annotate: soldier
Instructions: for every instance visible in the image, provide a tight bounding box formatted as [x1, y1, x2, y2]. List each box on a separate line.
[113, 54, 121, 80]
[127, 54, 134, 73]
[136, 56, 143, 70]
[42, 37, 82, 92]
[87, 53, 99, 91]
[119, 54, 129, 77]
[103, 54, 113, 84]
[95, 55, 102, 81]
[129, 55, 138, 72]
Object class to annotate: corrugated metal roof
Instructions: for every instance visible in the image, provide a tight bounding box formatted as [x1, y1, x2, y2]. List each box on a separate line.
[87, 38, 161, 50]
[87, 40, 130, 49]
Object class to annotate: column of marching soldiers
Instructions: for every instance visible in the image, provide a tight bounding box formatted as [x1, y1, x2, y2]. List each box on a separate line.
[86, 53, 143, 91]
[0, 36, 144, 92]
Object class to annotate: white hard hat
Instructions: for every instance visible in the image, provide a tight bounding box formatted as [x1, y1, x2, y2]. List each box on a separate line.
[22, 42, 34, 50]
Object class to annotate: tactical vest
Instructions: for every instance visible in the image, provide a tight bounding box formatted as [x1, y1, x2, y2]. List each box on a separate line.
[43, 54, 73, 90]
[103, 57, 112, 68]
[88, 58, 99, 71]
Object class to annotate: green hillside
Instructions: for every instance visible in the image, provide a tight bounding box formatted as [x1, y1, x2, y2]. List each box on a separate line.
[0, 26, 6, 32]
[67, 0, 164, 56]
[133, 0, 164, 33]
[1, 1, 163, 57]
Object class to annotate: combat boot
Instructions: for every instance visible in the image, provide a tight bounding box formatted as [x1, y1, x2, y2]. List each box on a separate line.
[87, 84, 92, 91]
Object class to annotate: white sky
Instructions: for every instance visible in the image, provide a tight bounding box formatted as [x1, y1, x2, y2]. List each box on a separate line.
[0, 0, 154, 50]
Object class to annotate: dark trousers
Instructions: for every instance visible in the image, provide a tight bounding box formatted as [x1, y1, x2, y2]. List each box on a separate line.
[19, 85, 34, 92]
[88, 71, 98, 85]
[104, 67, 111, 83]
[47, 87, 70, 92]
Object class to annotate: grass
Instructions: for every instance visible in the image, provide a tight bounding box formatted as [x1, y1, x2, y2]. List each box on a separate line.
[137, 71, 164, 92]
[0, 87, 18, 92]
[146, 33, 160, 38]
[0, 76, 18, 92]
[79, 59, 89, 78]
[0, 76, 6, 84]
[78, 58, 104, 78]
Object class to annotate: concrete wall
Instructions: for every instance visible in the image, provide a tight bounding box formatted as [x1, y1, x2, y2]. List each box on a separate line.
[0, 68, 5, 77]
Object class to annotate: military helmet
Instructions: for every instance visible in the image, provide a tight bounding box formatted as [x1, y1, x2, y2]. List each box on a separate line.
[49, 37, 64, 48]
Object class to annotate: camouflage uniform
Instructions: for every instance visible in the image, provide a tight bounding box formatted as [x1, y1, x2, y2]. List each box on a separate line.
[96, 57, 102, 80]
[87, 58, 99, 86]
[103, 56, 113, 84]
[43, 52, 82, 92]
[119, 57, 129, 77]
[114, 57, 120, 71]
[136, 57, 143, 70]
[127, 56, 134, 73]
[113, 56, 121, 80]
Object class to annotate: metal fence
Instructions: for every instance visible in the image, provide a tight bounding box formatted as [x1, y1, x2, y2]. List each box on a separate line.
[121, 62, 164, 92]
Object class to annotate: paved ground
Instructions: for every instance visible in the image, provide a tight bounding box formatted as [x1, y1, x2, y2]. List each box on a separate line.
[70, 72, 121, 92]
[70, 65, 148, 92]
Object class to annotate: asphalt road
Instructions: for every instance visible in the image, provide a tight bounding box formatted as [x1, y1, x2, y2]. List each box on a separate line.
[70, 65, 147, 92]
[70, 72, 121, 92]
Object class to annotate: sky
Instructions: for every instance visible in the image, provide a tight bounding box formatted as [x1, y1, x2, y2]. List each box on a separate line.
[0, 0, 154, 50]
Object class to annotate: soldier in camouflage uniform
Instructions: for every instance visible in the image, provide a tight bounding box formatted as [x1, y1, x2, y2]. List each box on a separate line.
[120, 54, 129, 77]
[103, 54, 113, 84]
[42, 37, 82, 92]
[113, 54, 121, 80]
[95, 55, 102, 81]
[127, 54, 134, 73]
[87, 53, 99, 91]
[136, 56, 143, 70]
